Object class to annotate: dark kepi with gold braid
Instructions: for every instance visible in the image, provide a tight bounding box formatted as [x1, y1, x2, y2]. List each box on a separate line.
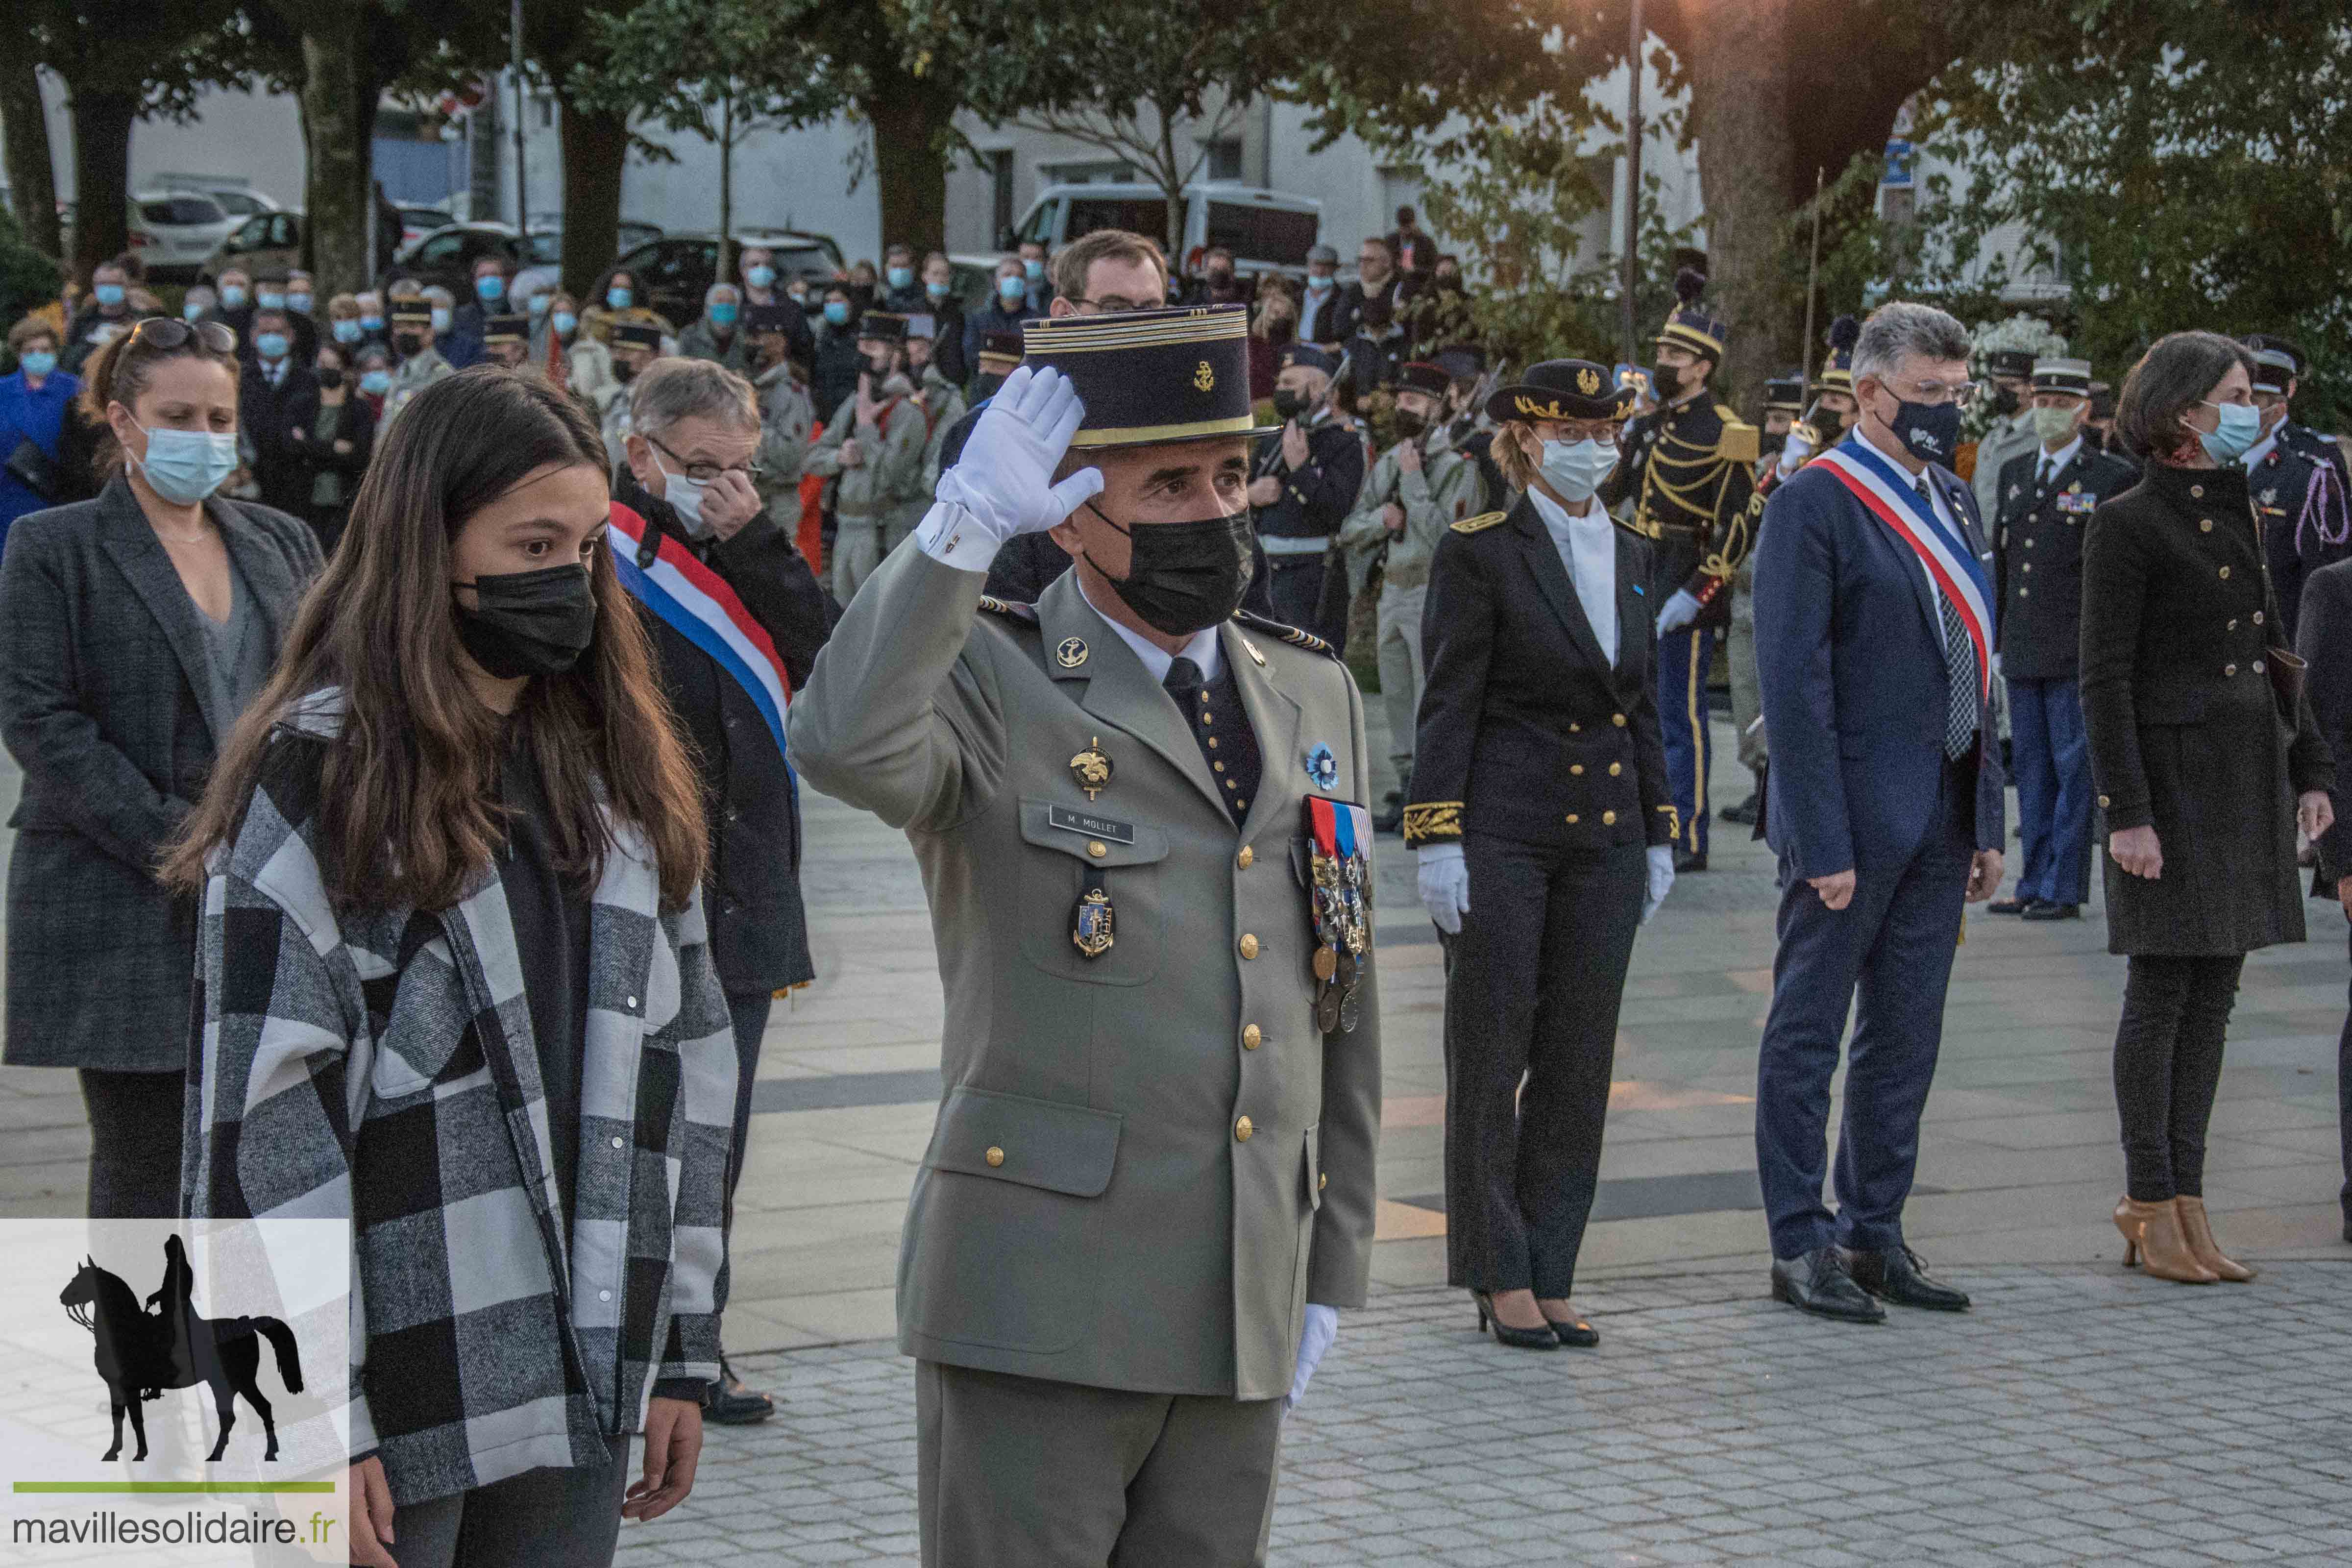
[1021, 303, 1281, 449]
[1658, 268, 1727, 361]
[1484, 358, 1636, 425]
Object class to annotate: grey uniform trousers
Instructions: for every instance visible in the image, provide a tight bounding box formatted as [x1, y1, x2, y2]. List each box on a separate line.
[1377, 582, 1428, 786]
[916, 1361, 1285, 1567]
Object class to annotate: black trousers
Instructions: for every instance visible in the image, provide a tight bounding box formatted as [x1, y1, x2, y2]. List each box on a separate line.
[2339, 924, 2352, 1221]
[1441, 833, 1645, 1297]
[1264, 554, 1325, 641]
[2112, 954, 2244, 1202]
[78, 1067, 186, 1220]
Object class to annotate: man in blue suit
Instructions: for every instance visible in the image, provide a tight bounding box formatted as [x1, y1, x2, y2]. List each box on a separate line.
[1751, 302, 2007, 1323]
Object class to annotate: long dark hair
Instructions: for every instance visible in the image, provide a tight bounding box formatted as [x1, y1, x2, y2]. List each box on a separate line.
[2114, 331, 2256, 466]
[165, 367, 708, 911]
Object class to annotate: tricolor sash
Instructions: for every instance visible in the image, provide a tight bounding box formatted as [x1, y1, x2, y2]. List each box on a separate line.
[607, 502, 794, 768]
[1815, 440, 1993, 703]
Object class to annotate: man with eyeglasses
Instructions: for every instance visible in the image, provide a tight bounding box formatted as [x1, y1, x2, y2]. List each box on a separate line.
[1751, 300, 2006, 1326]
[613, 356, 837, 1430]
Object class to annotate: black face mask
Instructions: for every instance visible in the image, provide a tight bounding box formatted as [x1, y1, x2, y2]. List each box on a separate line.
[1874, 392, 1963, 466]
[393, 332, 424, 358]
[316, 368, 344, 390]
[1390, 410, 1427, 440]
[612, 358, 640, 384]
[1650, 364, 1683, 402]
[1758, 430, 1786, 457]
[1989, 383, 2021, 418]
[1083, 500, 1256, 637]
[1813, 410, 1845, 446]
[454, 564, 598, 679]
[1271, 388, 1313, 421]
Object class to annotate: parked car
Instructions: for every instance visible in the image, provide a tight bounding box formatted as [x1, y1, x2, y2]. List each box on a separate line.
[194, 187, 282, 221]
[397, 206, 455, 249]
[1009, 182, 1322, 282]
[388, 221, 539, 296]
[606, 230, 845, 327]
[128, 191, 239, 283]
[945, 254, 1006, 314]
[207, 208, 305, 281]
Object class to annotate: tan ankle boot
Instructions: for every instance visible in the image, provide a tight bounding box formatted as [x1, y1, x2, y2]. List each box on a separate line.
[2173, 1195, 2256, 1282]
[2114, 1196, 2218, 1283]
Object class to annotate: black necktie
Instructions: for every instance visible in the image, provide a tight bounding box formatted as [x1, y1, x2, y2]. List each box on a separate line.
[1918, 475, 1979, 759]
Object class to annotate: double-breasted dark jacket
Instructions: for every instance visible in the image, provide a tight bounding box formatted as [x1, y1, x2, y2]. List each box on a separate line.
[1993, 440, 2140, 681]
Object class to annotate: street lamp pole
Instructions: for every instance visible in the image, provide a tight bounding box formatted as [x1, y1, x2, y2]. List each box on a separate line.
[1620, 0, 1642, 368]
[511, 0, 528, 248]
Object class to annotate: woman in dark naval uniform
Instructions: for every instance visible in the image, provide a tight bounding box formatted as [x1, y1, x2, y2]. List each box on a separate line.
[1404, 360, 1680, 1350]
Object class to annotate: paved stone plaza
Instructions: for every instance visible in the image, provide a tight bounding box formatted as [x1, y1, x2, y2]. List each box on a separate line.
[6, 707, 2352, 1564]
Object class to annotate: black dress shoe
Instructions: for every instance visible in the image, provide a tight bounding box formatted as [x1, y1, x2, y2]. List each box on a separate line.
[2020, 901, 2080, 921]
[706, 1354, 775, 1425]
[1769, 1247, 1885, 1323]
[1719, 791, 1760, 826]
[1674, 849, 1708, 874]
[1986, 897, 2032, 915]
[1542, 1312, 1600, 1348]
[1842, 1245, 1971, 1311]
[1473, 1292, 1560, 1350]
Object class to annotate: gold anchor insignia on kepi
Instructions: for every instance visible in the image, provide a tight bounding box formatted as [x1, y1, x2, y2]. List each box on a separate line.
[1194, 360, 1215, 392]
[1056, 636, 1089, 669]
[1069, 736, 1113, 800]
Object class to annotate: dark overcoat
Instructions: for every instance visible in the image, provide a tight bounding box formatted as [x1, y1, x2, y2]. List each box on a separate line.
[2079, 462, 2332, 956]
[0, 475, 320, 1068]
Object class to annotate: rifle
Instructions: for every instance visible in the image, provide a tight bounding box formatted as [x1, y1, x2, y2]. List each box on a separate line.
[1799, 166, 1825, 394]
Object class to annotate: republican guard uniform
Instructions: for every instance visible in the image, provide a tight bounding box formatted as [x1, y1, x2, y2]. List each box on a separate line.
[790, 305, 1379, 1567]
[1990, 357, 2137, 916]
[2242, 335, 2352, 646]
[1597, 279, 1756, 868]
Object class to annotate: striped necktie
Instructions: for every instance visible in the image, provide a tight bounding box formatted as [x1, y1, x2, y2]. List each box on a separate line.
[1918, 474, 1979, 760]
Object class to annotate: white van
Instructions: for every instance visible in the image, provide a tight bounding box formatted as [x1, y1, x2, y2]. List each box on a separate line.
[1009, 182, 1323, 280]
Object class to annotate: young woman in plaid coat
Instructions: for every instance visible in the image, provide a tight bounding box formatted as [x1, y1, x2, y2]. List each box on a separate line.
[169, 368, 735, 1566]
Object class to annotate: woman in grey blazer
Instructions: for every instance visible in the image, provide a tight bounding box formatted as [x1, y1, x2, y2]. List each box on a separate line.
[0, 318, 321, 1218]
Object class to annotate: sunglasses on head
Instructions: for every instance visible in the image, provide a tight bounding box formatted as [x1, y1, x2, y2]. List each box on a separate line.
[127, 317, 239, 356]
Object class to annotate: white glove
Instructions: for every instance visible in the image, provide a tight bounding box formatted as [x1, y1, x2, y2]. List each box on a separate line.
[922, 365, 1103, 570]
[1656, 588, 1702, 637]
[1777, 430, 1813, 479]
[1417, 843, 1470, 935]
[1641, 844, 1675, 924]
[1286, 1304, 1339, 1410]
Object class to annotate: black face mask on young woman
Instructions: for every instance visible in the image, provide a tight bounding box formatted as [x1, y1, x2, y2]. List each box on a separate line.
[1082, 500, 1255, 637]
[453, 564, 598, 678]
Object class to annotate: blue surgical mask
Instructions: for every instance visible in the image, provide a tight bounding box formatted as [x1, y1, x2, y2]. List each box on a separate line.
[286, 292, 312, 314]
[2196, 399, 2263, 464]
[552, 311, 578, 338]
[1306, 274, 1334, 291]
[1023, 259, 1046, 282]
[431, 308, 453, 333]
[94, 283, 126, 308]
[710, 302, 739, 327]
[360, 314, 384, 333]
[257, 291, 286, 311]
[331, 319, 363, 345]
[886, 266, 914, 290]
[219, 286, 247, 310]
[926, 279, 951, 301]
[131, 420, 241, 505]
[747, 265, 776, 288]
[998, 275, 1027, 303]
[823, 300, 851, 326]
[359, 368, 392, 396]
[1539, 437, 1619, 504]
[526, 292, 550, 316]
[20, 350, 56, 378]
[182, 301, 206, 322]
[255, 332, 290, 361]
[475, 275, 505, 302]
[607, 287, 633, 311]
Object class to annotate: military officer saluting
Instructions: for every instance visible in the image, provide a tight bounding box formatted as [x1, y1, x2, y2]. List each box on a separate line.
[790, 303, 1379, 1567]
[1988, 357, 2137, 920]
[2242, 334, 2352, 644]
[1598, 268, 1758, 872]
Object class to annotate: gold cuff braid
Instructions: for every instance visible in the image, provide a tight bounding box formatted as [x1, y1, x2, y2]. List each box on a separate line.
[1656, 803, 1682, 843]
[1401, 802, 1463, 845]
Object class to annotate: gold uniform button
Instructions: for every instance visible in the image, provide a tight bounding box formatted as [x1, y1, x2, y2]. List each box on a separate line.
[1239, 933, 1260, 960]
[1242, 1024, 1262, 1050]
[2021, 563, 2032, 574]
[1207, 736, 1219, 749]
[1087, 840, 1108, 858]
[1569, 721, 1582, 733]
[1237, 845, 1254, 869]
[2099, 793, 2111, 807]
[2200, 519, 2213, 533]
[984, 1146, 1005, 1168]
[1602, 810, 1617, 825]
[1235, 1116, 1254, 1142]
[1612, 713, 1628, 727]
[2219, 566, 2230, 580]
[2191, 483, 2205, 498]
[2019, 587, 2029, 597]
[1319, 1173, 1328, 1191]
[1609, 762, 1623, 776]
[1566, 813, 1580, 825]
[2224, 663, 2236, 676]
[1570, 764, 1585, 776]
[1214, 760, 1225, 772]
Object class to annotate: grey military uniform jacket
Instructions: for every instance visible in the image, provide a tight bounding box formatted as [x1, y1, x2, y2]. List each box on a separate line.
[789, 542, 1380, 1400]
[1337, 429, 1489, 595]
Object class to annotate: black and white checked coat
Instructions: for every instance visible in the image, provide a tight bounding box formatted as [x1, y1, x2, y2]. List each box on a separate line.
[182, 695, 737, 1507]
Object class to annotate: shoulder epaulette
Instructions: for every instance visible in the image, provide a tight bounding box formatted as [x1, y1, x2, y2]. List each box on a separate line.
[977, 595, 1038, 624]
[1231, 610, 1338, 657]
[1450, 510, 1509, 535]
[1716, 411, 1760, 466]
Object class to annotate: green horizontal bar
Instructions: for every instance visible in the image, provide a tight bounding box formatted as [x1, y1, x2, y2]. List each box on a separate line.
[12, 1481, 337, 1494]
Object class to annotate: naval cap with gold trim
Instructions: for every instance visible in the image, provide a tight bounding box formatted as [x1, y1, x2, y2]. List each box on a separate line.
[1486, 358, 1635, 424]
[1022, 303, 1279, 449]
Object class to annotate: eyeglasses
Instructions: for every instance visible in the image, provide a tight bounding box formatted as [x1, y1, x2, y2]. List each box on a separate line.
[1890, 376, 1978, 409]
[649, 433, 763, 485]
[1070, 295, 1161, 315]
[126, 317, 238, 356]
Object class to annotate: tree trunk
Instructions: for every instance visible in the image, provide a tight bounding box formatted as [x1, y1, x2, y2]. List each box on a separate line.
[1678, 0, 1795, 406]
[717, 90, 735, 287]
[68, 87, 136, 284]
[866, 69, 952, 253]
[297, 10, 370, 297]
[558, 97, 626, 297]
[0, 59, 62, 257]
[1156, 101, 1186, 262]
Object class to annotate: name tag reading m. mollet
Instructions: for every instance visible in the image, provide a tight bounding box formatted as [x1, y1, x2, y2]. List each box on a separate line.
[1049, 805, 1136, 845]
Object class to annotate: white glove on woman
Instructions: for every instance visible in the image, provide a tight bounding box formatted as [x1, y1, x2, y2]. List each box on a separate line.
[1417, 843, 1470, 934]
[1642, 844, 1676, 923]
[1656, 588, 1702, 636]
[1286, 1304, 1339, 1410]
[921, 365, 1104, 570]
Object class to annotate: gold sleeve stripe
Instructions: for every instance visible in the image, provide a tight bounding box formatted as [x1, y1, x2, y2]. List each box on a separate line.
[1401, 802, 1464, 844]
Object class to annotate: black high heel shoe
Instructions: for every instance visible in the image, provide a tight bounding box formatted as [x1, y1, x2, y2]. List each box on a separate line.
[1473, 1291, 1560, 1351]
[1541, 1311, 1600, 1348]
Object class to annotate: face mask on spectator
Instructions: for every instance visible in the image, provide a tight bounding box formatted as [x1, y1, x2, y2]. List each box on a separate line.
[332, 319, 363, 345]
[1305, 274, 1333, 292]
[824, 300, 851, 326]
[394, 332, 425, 358]
[20, 350, 56, 378]
[887, 266, 914, 290]
[219, 285, 247, 309]
[747, 265, 776, 289]
[787, 282, 809, 303]
[182, 300, 206, 322]
[1023, 259, 1046, 283]
[927, 279, 951, 301]
[475, 274, 505, 302]
[255, 332, 290, 361]
[130, 421, 241, 505]
[94, 283, 126, 308]
[2192, 400, 2261, 464]
[710, 302, 738, 327]
[431, 308, 453, 333]
[316, 367, 343, 389]
[552, 311, 578, 338]
[526, 292, 549, 317]
[360, 368, 392, 396]
[998, 275, 1026, 303]
[361, 313, 384, 333]
[287, 292, 312, 314]
[257, 290, 286, 311]
[607, 286, 633, 311]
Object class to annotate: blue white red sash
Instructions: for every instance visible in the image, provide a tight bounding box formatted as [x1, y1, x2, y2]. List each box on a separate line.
[1815, 440, 1993, 702]
[606, 502, 793, 767]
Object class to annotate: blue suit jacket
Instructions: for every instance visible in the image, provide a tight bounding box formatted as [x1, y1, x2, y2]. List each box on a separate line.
[1753, 444, 2007, 880]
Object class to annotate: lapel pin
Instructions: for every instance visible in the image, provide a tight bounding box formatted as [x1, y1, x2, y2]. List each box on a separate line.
[1069, 737, 1113, 800]
[1056, 637, 1089, 669]
[1303, 744, 1338, 792]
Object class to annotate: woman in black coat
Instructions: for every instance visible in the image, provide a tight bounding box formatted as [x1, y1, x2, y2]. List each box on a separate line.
[2080, 329, 2333, 1285]
[1404, 361, 1679, 1350]
[0, 318, 320, 1218]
